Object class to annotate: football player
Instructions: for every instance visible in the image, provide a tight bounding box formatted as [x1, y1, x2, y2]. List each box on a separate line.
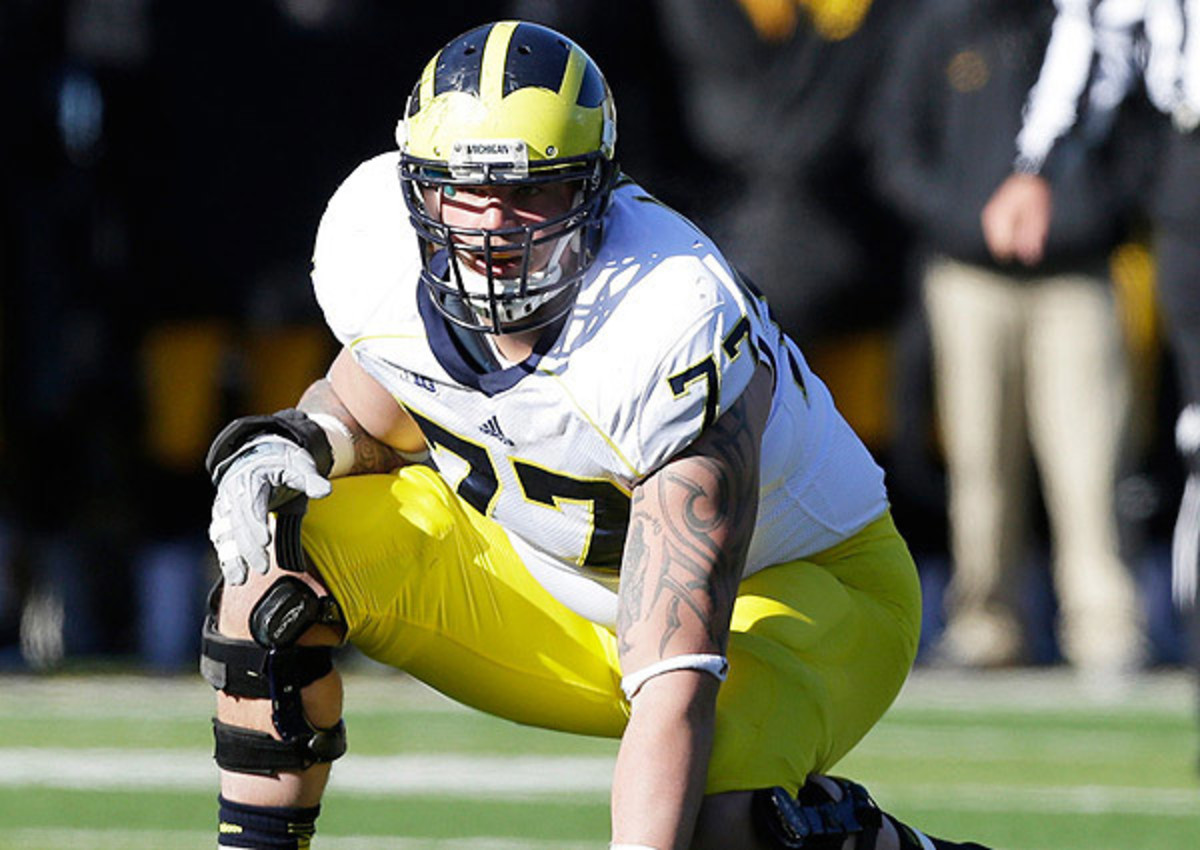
[204, 20, 990, 850]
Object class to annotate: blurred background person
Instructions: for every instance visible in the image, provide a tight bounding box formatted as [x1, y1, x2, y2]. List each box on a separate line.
[981, 0, 1200, 618]
[648, 0, 911, 349]
[874, 0, 1155, 674]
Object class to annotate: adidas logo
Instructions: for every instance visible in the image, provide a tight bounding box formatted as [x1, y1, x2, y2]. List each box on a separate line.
[479, 415, 514, 446]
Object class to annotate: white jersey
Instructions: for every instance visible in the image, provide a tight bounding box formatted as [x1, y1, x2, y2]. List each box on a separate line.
[312, 152, 888, 627]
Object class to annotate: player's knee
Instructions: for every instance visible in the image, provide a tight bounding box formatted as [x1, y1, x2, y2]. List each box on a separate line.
[201, 573, 348, 777]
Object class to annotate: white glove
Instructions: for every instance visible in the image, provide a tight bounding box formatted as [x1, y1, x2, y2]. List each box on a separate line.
[208, 434, 332, 585]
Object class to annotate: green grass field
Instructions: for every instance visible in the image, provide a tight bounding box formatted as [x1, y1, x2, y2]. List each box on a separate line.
[0, 663, 1196, 849]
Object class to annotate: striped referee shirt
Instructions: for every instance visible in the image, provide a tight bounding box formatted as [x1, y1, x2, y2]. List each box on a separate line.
[1015, 0, 1200, 174]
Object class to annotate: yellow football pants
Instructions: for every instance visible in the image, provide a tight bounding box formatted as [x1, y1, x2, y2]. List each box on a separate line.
[302, 465, 921, 794]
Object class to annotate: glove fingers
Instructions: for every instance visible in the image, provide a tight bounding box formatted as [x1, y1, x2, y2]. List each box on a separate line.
[238, 531, 271, 575]
[208, 437, 328, 583]
[240, 486, 273, 548]
[244, 492, 273, 576]
[302, 473, 333, 499]
[216, 540, 249, 585]
[218, 484, 271, 576]
[279, 463, 332, 499]
[208, 510, 233, 541]
[209, 505, 250, 586]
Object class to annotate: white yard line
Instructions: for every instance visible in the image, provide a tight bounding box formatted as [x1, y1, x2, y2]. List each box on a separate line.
[0, 667, 1192, 718]
[0, 828, 600, 850]
[0, 748, 613, 796]
[867, 781, 1200, 817]
[0, 747, 1195, 817]
[851, 725, 1184, 763]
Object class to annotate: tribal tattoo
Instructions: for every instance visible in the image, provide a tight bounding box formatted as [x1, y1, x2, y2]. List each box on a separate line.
[617, 378, 764, 660]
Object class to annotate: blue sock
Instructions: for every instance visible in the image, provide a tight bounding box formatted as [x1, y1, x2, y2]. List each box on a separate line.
[218, 795, 321, 849]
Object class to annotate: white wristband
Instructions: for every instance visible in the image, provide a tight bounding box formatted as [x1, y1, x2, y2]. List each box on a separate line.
[308, 413, 354, 478]
[397, 446, 431, 464]
[620, 653, 729, 701]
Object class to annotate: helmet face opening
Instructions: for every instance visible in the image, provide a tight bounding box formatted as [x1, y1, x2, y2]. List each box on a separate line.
[397, 21, 618, 335]
[402, 155, 613, 334]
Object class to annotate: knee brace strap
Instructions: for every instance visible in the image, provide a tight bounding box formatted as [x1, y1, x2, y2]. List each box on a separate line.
[200, 576, 342, 697]
[213, 718, 347, 776]
[203, 630, 344, 776]
[201, 618, 334, 699]
[754, 778, 883, 850]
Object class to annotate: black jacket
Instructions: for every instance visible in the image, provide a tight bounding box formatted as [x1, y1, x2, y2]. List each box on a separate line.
[873, 0, 1143, 271]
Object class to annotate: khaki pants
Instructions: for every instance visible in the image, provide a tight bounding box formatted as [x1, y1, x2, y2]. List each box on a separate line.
[924, 256, 1144, 671]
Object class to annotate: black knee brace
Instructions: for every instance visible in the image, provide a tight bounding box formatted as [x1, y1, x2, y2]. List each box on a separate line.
[201, 579, 347, 776]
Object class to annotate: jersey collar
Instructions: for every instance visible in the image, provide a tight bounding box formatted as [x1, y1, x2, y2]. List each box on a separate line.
[417, 282, 561, 396]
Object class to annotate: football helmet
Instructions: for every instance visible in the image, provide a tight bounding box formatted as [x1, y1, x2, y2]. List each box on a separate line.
[398, 20, 618, 334]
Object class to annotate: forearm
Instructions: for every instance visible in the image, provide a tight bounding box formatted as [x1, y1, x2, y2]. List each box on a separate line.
[297, 378, 405, 476]
[610, 366, 770, 848]
[611, 674, 718, 850]
[611, 470, 734, 849]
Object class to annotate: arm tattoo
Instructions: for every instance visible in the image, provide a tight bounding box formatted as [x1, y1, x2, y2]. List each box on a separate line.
[298, 378, 405, 475]
[616, 505, 650, 654]
[618, 385, 762, 661]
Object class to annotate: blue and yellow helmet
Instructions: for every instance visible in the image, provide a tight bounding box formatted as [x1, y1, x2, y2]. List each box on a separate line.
[398, 20, 618, 334]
